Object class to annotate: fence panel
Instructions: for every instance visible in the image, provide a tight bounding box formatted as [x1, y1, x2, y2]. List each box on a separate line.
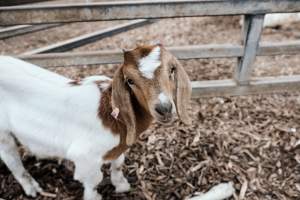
[1, 0, 300, 25]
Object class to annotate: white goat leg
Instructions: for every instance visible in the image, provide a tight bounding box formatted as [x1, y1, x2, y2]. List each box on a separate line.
[0, 132, 42, 197]
[74, 159, 103, 200]
[110, 154, 130, 193]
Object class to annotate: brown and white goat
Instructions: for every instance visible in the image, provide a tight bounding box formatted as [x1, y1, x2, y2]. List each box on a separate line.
[0, 44, 191, 200]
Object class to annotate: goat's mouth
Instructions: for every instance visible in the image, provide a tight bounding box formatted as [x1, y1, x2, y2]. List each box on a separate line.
[154, 113, 175, 125]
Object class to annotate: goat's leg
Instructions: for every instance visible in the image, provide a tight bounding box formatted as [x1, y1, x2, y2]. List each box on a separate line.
[110, 154, 130, 193]
[74, 158, 103, 200]
[0, 132, 42, 197]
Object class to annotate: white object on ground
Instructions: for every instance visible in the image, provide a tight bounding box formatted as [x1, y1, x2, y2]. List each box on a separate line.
[188, 182, 235, 200]
[264, 13, 300, 27]
[239, 13, 300, 28]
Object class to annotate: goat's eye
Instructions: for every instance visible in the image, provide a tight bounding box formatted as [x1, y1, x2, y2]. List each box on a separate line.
[127, 78, 134, 85]
[169, 66, 176, 80]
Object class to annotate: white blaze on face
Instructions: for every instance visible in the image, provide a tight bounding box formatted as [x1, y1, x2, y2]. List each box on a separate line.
[138, 46, 161, 79]
[158, 92, 169, 104]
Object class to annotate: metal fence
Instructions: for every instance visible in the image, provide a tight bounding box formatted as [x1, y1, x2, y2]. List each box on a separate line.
[1, 0, 300, 98]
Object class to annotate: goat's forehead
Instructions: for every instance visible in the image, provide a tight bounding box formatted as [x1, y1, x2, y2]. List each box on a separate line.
[136, 46, 162, 79]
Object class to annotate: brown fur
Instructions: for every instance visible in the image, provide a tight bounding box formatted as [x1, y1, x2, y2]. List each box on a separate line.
[99, 85, 152, 161]
[164, 50, 192, 124]
[99, 44, 191, 160]
[123, 45, 156, 66]
[121, 45, 161, 113]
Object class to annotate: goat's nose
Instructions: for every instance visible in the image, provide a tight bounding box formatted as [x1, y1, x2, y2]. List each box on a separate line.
[155, 103, 173, 116]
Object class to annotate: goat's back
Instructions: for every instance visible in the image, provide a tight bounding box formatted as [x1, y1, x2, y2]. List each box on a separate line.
[0, 56, 116, 159]
[0, 56, 70, 85]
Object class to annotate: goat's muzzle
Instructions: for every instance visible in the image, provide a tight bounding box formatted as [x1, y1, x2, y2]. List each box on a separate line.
[154, 102, 175, 124]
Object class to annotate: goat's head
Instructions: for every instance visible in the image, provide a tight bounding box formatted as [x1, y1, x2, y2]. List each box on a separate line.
[112, 44, 191, 146]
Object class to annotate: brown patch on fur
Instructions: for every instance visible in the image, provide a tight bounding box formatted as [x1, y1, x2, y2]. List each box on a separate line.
[123, 44, 158, 66]
[137, 45, 156, 58]
[100, 44, 191, 160]
[119, 45, 162, 114]
[98, 85, 153, 161]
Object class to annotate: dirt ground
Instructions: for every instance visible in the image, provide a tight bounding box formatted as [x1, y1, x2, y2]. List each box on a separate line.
[0, 13, 300, 200]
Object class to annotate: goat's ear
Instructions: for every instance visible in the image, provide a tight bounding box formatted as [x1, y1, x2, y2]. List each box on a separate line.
[112, 67, 136, 146]
[173, 58, 192, 125]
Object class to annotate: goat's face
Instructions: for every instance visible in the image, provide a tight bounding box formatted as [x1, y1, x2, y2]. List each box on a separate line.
[112, 44, 191, 145]
[122, 45, 176, 124]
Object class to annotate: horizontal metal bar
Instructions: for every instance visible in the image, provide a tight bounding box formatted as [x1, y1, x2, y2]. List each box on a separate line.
[0, 0, 54, 6]
[1, 0, 300, 25]
[17, 41, 300, 67]
[191, 75, 300, 98]
[258, 40, 300, 56]
[22, 19, 154, 55]
[19, 44, 242, 67]
[0, 24, 61, 39]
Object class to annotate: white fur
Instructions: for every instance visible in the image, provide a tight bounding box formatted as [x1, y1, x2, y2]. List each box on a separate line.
[0, 56, 129, 200]
[80, 75, 111, 84]
[158, 92, 169, 104]
[139, 46, 161, 79]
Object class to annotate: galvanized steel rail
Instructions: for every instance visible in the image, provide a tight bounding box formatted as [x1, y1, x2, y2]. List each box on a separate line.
[22, 19, 154, 55]
[19, 42, 300, 67]
[0, 24, 61, 39]
[1, 0, 300, 98]
[1, 0, 300, 25]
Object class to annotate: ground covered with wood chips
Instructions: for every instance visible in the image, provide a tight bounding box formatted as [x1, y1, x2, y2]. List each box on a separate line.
[1, 12, 300, 200]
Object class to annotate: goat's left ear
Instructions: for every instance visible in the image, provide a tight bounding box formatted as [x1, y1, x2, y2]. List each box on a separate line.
[172, 57, 192, 125]
[112, 67, 136, 146]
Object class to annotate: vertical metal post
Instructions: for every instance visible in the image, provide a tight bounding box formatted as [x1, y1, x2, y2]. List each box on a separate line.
[235, 14, 265, 85]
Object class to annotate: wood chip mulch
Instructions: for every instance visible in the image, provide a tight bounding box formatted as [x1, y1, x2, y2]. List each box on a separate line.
[1, 93, 299, 200]
[1, 15, 300, 200]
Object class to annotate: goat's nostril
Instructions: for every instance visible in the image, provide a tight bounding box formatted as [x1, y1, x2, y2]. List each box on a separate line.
[155, 103, 172, 116]
[165, 103, 172, 113]
[155, 106, 164, 116]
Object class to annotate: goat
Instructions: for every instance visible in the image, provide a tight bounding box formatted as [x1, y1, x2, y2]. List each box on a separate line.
[0, 44, 191, 200]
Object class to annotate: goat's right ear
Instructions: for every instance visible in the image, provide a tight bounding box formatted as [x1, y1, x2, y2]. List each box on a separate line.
[172, 57, 192, 125]
[112, 67, 136, 146]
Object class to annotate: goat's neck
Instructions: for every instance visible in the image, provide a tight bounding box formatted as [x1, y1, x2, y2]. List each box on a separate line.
[99, 85, 153, 160]
[99, 85, 153, 135]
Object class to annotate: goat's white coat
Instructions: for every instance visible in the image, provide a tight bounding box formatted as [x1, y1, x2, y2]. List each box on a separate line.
[0, 56, 130, 200]
[0, 56, 119, 159]
[139, 46, 161, 79]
